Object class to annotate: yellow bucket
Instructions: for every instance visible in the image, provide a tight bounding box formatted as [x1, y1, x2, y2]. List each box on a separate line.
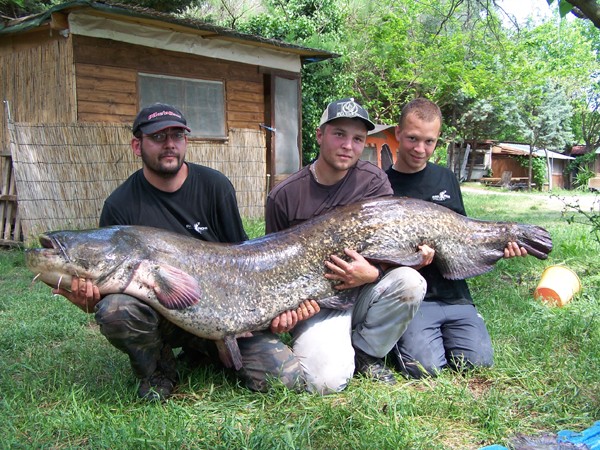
[534, 265, 581, 307]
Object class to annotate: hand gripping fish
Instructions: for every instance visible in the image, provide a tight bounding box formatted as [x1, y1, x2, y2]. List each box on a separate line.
[25, 197, 552, 370]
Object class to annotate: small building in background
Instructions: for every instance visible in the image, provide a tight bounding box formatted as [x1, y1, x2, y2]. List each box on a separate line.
[490, 143, 574, 190]
[365, 125, 398, 170]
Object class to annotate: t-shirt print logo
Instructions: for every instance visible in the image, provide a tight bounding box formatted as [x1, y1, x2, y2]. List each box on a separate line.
[187, 222, 208, 234]
[432, 190, 450, 202]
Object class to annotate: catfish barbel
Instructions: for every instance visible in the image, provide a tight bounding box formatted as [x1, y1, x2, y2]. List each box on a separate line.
[25, 197, 552, 370]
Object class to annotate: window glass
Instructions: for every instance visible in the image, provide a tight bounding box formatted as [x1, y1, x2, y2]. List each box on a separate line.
[139, 73, 226, 138]
[274, 76, 300, 174]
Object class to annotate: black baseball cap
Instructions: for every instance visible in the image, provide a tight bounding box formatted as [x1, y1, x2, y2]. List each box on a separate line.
[132, 103, 191, 135]
[319, 97, 375, 131]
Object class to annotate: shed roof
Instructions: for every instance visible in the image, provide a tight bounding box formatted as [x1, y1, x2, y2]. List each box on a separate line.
[493, 143, 574, 160]
[570, 144, 600, 155]
[0, 0, 337, 64]
[369, 124, 396, 135]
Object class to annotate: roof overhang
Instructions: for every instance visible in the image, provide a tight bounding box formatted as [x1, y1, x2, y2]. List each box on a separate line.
[493, 143, 574, 160]
[0, 1, 338, 70]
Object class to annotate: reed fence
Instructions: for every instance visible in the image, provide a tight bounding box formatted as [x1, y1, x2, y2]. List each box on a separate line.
[8, 122, 267, 245]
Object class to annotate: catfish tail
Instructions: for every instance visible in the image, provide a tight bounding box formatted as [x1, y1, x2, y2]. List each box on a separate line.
[517, 224, 552, 259]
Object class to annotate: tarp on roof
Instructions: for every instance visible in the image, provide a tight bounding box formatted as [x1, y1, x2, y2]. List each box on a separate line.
[0, 0, 337, 64]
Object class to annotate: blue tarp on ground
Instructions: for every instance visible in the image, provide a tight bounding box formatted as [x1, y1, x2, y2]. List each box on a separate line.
[480, 421, 600, 449]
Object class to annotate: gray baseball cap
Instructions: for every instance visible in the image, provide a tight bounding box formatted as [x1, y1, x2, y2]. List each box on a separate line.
[319, 98, 375, 131]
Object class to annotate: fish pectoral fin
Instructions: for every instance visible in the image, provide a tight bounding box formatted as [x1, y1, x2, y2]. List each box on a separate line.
[151, 263, 201, 310]
[215, 336, 243, 370]
[365, 251, 425, 268]
[318, 290, 356, 310]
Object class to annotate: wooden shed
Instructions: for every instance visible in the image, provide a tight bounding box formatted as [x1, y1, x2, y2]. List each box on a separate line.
[365, 124, 398, 170]
[0, 0, 335, 245]
[569, 145, 600, 175]
[489, 143, 574, 190]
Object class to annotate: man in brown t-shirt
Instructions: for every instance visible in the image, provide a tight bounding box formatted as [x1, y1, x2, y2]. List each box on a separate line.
[265, 98, 428, 394]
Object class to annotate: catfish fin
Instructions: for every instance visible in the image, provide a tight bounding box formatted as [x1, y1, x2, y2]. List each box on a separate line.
[436, 247, 503, 280]
[137, 261, 201, 310]
[317, 290, 356, 310]
[216, 335, 243, 370]
[364, 251, 425, 268]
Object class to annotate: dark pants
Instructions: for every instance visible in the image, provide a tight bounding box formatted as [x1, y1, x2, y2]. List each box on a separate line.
[94, 294, 304, 392]
[391, 301, 494, 378]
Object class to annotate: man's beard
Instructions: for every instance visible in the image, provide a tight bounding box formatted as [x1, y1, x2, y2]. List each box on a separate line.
[140, 149, 184, 178]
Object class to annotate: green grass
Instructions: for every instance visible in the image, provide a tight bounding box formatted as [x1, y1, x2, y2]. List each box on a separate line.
[1, 189, 598, 449]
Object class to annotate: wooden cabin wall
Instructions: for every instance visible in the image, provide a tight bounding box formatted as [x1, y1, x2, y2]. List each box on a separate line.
[72, 35, 264, 130]
[491, 156, 528, 178]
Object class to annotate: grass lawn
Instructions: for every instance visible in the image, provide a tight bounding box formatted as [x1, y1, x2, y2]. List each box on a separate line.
[0, 187, 598, 449]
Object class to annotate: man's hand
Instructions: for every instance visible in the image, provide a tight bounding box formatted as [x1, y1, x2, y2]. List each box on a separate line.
[504, 241, 527, 258]
[324, 248, 381, 290]
[414, 244, 435, 270]
[52, 277, 101, 313]
[270, 299, 320, 334]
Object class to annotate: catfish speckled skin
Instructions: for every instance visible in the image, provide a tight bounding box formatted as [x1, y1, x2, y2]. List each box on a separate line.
[25, 197, 552, 369]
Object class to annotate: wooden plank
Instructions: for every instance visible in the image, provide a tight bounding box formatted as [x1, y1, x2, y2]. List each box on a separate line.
[227, 111, 263, 123]
[229, 121, 261, 130]
[0, 239, 22, 248]
[227, 100, 263, 113]
[76, 63, 137, 82]
[1, 155, 10, 195]
[77, 89, 137, 105]
[588, 177, 600, 189]
[77, 112, 133, 124]
[78, 100, 138, 117]
[226, 90, 263, 104]
[228, 80, 263, 92]
[73, 36, 230, 79]
[76, 76, 136, 94]
[0, 195, 16, 201]
[50, 12, 69, 30]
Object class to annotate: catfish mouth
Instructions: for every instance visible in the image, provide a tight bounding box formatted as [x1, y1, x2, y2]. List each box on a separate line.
[39, 234, 57, 249]
[38, 233, 70, 261]
[26, 234, 74, 290]
[39, 234, 52, 248]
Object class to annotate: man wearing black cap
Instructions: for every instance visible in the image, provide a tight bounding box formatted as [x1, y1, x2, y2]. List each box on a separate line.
[54, 103, 304, 400]
[265, 98, 427, 394]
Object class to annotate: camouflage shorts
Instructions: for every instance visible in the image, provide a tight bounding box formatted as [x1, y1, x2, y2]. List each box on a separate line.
[95, 294, 304, 392]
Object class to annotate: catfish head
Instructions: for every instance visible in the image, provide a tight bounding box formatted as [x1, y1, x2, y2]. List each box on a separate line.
[25, 226, 146, 294]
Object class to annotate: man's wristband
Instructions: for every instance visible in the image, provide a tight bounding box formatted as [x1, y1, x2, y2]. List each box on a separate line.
[374, 264, 385, 283]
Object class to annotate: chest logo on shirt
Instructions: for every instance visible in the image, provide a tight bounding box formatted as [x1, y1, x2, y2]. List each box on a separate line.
[187, 222, 208, 234]
[431, 190, 451, 202]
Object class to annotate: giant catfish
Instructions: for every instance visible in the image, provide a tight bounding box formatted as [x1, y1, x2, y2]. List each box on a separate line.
[25, 197, 552, 369]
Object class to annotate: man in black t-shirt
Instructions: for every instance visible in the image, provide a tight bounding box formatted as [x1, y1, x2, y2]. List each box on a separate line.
[53, 103, 304, 400]
[385, 98, 527, 378]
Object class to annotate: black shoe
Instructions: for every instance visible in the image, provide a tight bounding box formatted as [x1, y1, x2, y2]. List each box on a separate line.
[354, 348, 397, 385]
[177, 343, 219, 369]
[138, 370, 175, 401]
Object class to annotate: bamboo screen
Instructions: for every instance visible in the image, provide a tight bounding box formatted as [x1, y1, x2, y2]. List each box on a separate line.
[9, 122, 266, 244]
